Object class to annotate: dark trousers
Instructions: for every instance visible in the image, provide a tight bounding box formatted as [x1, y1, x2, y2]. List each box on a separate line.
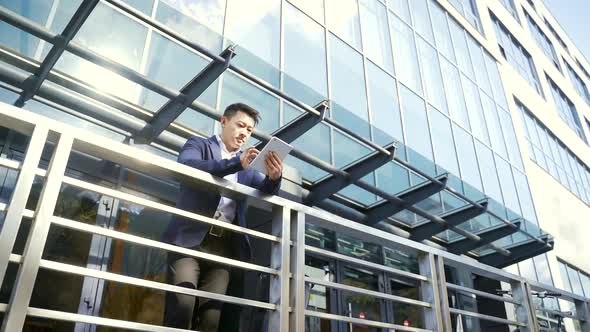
[164, 234, 232, 331]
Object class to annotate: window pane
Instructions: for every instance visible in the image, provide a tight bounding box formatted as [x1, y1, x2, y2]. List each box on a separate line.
[466, 36, 492, 95]
[454, 125, 482, 190]
[376, 162, 411, 196]
[366, 62, 403, 145]
[558, 261, 572, 292]
[220, 72, 279, 133]
[484, 53, 509, 110]
[329, 34, 370, 137]
[155, 0, 225, 52]
[429, 107, 459, 175]
[400, 86, 434, 174]
[475, 142, 503, 203]
[513, 169, 537, 223]
[325, 0, 362, 49]
[359, 0, 394, 72]
[411, 0, 434, 43]
[429, 1, 455, 62]
[481, 93, 508, 158]
[417, 37, 447, 113]
[533, 254, 554, 286]
[580, 273, 590, 298]
[333, 130, 370, 167]
[440, 57, 469, 130]
[461, 75, 489, 144]
[288, 0, 325, 23]
[390, 15, 422, 94]
[448, 19, 474, 79]
[498, 110, 524, 169]
[495, 156, 520, 213]
[567, 265, 584, 296]
[225, 0, 280, 86]
[388, 0, 411, 24]
[284, 2, 328, 105]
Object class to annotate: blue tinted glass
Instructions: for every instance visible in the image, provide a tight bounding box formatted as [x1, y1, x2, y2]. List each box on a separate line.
[411, 0, 434, 43]
[481, 93, 508, 158]
[359, 0, 394, 73]
[366, 62, 402, 145]
[333, 130, 370, 168]
[220, 72, 279, 133]
[453, 125, 482, 190]
[224, 0, 280, 86]
[417, 37, 447, 114]
[390, 15, 422, 94]
[494, 155, 520, 213]
[340, 180, 378, 205]
[440, 57, 469, 130]
[284, 2, 328, 106]
[283, 103, 331, 163]
[461, 75, 489, 144]
[532, 255, 553, 286]
[466, 36, 492, 96]
[288, 0, 324, 23]
[388, 0, 411, 24]
[518, 258, 538, 282]
[429, 107, 459, 176]
[400, 86, 434, 175]
[429, 1, 455, 63]
[325, 0, 362, 49]
[474, 142, 503, 203]
[376, 162, 411, 196]
[448, 19, 475, 79]
[498, 110, 524, 169]
[155, 0, 225, 52]
[512, 168, 537, 223]
[124, 0, 153, 15]
[484, 53, 509, 110]
[329, 34, 370, 137]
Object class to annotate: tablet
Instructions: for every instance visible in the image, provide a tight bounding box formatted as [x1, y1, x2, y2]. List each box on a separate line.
[249, 136, 293, 175]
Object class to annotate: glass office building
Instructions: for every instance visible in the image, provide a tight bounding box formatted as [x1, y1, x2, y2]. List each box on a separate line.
[0, 0, 589, 331]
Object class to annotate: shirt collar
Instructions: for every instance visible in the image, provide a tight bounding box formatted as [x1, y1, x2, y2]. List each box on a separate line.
[216, 135, 238, 156]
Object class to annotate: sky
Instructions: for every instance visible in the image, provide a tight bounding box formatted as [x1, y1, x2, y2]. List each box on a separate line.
[542, 0, 590, 64]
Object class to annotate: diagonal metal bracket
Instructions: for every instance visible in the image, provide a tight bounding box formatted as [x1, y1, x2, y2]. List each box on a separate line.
[410, 199, 489, 242]
[134, 45, 236, 144]
[363, 174, 448, 226]
[305, 143, 397, 205]
[447, 219, 522, 255]
[14, 0, 99, 107]
[479, 236, 554, 268]
[256, 100, 328, 151]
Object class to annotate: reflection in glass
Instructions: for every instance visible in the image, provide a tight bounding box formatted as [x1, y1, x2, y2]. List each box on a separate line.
[288, 0, 325, 23]
[329, 34, 370, 137]
[481, 93, 508, 158]
[475, 142, 503, 203]
[466, 35, 492, 95]
[225, 0, 280, 86]
[484, 53, 509, 110]
[325, 0, 362, 49]
[429, 107, 459, 176]
[440, 57, 469, 130]
[461, 75, 489, 144]
[411, 0, 434, 44]
[388, 0, 411, 24]
[448, 19, 474, 79]
[494, 155, 520, 214]
[429, 1, 455, 63]
[365, 62, 402, 145]
[390, 15, 422, 94]
[400, 86, 434, 175]
[283, 2, 328, 106]
[417, 37, 447, 114]
[454, 125, 482, 191]
[533, 254, 554, 286]
[358, 0, 394, 72]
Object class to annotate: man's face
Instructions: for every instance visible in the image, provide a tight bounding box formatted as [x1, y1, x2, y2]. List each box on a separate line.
[220, 110, 255, 151]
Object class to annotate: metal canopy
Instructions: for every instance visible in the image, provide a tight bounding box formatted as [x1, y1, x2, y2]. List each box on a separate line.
[256, 100, 328, 151]
[305, 144, 397, 205]
[410, 199, 489, 242]
[479, 235, 554, 268]
[363, 174, 449, 226]
[134, 46, 236, 144]
[14, 0, 99, 107]
[447, 220, 522, 255]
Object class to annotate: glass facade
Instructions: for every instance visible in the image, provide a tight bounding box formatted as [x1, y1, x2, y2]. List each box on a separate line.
[564, 59, 590, 105]
[547, 77, 588, 144]
[524, 10, 560, 71]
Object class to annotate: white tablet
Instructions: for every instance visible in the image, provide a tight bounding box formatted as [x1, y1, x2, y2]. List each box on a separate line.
[249, 136, 293, 175]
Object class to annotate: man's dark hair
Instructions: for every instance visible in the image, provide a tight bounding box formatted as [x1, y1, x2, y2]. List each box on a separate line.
[223, 103, 260, 126]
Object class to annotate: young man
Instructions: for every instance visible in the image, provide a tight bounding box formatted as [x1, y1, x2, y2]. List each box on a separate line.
[162, 103, 282, 331]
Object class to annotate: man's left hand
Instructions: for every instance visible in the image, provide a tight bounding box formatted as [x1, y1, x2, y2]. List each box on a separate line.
[264, 151, 282, 181]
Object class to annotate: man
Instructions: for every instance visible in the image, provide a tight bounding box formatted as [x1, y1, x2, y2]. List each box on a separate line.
[162, 103, 283, 331]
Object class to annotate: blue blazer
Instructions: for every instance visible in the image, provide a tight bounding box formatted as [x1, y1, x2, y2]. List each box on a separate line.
[162, 136, 281, 260]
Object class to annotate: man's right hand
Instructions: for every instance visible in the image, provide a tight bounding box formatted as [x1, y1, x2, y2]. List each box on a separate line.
[240, 146, 259, 169]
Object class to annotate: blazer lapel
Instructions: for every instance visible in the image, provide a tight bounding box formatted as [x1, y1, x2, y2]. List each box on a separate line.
[208, 136, 222, 161]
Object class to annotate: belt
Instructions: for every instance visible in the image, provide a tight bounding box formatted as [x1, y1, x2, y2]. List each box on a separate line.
[208, 211, 230, 237]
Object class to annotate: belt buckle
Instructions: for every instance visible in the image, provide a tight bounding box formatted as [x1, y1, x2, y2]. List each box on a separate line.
[208, 225, 224, 237]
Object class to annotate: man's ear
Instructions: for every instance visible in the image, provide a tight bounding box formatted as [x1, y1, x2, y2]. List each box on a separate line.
[220, 116, 227, 127]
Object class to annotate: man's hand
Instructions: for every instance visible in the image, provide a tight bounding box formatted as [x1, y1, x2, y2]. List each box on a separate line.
[264, 151, 283, 181]
[240, 146, 259, 169]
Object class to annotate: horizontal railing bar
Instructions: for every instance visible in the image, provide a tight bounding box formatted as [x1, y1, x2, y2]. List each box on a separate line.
[306, 277, 431, 308]
[305, 245, 428, 282]
[52, 216, 278, 275]
[38, 258, 276, 311]
[0, 156, 21, 170]
[528, 279, 588, 303]
[0, 303, 192, 332]
[535, 307, 584, 321]
[446, 282, 521, 305]
[61, 176, 280, 243]
[449, 308, 525, 327]
[0, 204, 34, 219]
[305, 310, 432, 332]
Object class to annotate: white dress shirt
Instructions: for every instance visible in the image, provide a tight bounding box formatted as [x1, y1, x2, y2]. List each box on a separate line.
[213, 135, 238, 223]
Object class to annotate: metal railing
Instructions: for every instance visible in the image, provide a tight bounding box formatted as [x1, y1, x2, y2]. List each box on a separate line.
[0, 105, 588, 332]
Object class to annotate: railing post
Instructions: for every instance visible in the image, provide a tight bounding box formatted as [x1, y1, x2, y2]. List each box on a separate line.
[575, 299, 590, 332]
[268, 205, 291, 331]
[511, 280, 539, 332]
[0, 125, 48, 290]
[1, 133, 73, 332]
[418, 253, 444, 331]
[289, 210, 306, 332]
[431, 254, 452, 331]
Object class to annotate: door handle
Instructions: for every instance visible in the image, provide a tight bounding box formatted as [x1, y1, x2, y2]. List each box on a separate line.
[102, 200, 111, 211]
[83, 296, 93, 309]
